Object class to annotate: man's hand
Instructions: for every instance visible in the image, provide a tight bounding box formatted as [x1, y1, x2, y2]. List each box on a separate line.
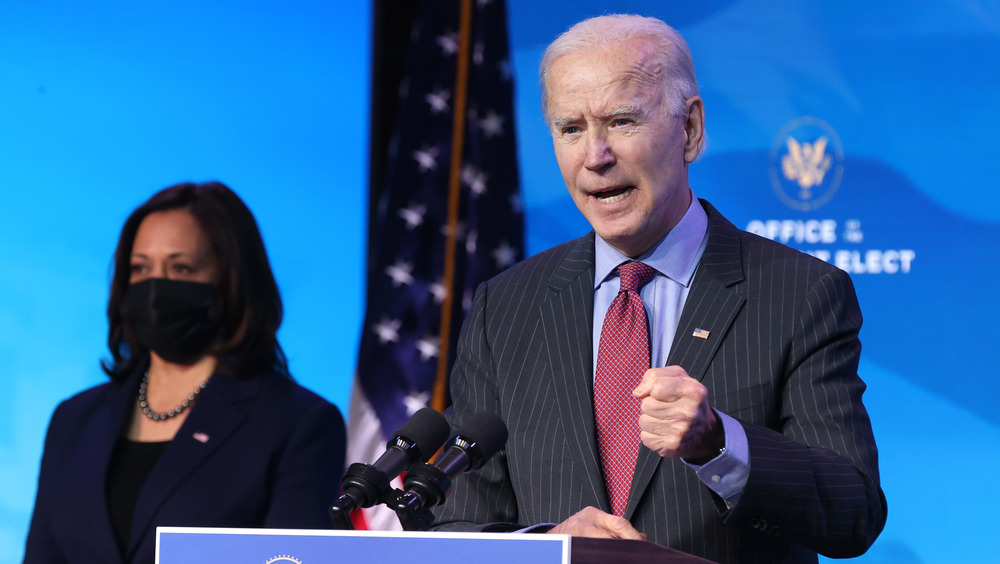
[632, 366, 724, 463]
[548, 506, 646, 540]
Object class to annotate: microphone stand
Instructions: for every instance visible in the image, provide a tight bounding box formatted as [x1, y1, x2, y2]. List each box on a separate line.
[390, 462, 451, 531]
[330, 465, 440, 531]
[388, 488, 437, 531]
[329, 463, 392, 530]
[328, 501, 356, 530]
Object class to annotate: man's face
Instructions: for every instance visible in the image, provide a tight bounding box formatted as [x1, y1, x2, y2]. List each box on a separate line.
[546, 38, 703, 258]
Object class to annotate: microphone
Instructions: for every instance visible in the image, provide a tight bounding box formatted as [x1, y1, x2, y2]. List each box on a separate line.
[329, 407, 450, 529]
[395, 412, 508, 518]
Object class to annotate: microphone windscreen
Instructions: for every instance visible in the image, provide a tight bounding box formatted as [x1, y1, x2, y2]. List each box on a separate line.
[394, 407, 451, 457]
[453, 412, 508, 469]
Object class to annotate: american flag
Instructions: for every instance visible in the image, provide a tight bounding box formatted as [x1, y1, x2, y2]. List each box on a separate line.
[346, 0, 523, 530]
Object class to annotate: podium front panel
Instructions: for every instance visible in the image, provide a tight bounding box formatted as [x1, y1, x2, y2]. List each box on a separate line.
[156, 527, 570, 564]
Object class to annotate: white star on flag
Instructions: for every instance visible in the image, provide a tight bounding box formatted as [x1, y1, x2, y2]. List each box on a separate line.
[413, 147, 439, 172]
[437, 32, 458, 55]
[462, 165, 488, 196]
[402, 390, 432, 416]
[492, 241, 517, 268]
[430, 281, 448, 304]
[466, 230, 478, 254]
[416, 336, 441, 361]
[398, 203, 427, 229]
[425, 89, 451, 115]
[479, 110, 505, 138]
[385, 260, 415, 287]
[373, 318, 402, 344]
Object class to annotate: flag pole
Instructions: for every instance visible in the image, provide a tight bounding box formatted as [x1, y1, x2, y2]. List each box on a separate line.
[434, 0, 473, 413]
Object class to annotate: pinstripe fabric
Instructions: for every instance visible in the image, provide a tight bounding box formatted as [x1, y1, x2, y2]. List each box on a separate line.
[433, 200, 886, 564]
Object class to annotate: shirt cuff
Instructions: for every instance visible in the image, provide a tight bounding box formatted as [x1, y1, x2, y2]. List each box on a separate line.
[684, 411, 749, 505]
[511, 523, 556, 533]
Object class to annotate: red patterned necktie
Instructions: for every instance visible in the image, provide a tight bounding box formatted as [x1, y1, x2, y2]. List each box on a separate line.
[595, 261, 656, 517]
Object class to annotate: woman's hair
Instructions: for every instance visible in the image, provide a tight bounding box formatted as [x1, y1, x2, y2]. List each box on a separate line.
[539, 14, 700, 123]
[102, 181, 289, 382]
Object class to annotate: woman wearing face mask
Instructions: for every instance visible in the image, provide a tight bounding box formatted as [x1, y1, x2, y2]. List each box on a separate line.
[25, 181, 347, 563]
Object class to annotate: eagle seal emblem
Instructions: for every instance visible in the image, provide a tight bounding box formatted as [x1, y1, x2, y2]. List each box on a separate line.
[769, 116, 844, 211]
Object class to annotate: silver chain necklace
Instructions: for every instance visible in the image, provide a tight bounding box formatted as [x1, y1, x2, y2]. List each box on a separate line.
[137, 370, 208, 421]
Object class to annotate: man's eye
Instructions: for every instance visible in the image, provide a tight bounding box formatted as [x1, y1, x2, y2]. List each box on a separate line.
[563, 126, 579, 135]
[613, 118, 631, 127]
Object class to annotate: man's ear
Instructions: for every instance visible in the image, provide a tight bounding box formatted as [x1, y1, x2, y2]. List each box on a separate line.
[683, 96, 705, 163]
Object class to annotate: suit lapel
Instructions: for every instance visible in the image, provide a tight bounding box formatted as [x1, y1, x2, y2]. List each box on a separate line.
[83, 375, 142, 561]
[539, 233, 610, 512]
[126, 373, 258, 558]
[667, 201, 746, 380]
[626, 200, 747, 519]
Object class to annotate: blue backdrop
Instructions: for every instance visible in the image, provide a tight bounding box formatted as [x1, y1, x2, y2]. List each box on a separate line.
[2, 1, 997, 562]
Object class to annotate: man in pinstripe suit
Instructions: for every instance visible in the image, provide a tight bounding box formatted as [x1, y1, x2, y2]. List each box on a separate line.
[432, 14, 886, 563]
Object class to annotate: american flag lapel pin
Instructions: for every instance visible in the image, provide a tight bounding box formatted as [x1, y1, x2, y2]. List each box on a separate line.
[192, 432, 210, 443]
[692, 328, 711, 339]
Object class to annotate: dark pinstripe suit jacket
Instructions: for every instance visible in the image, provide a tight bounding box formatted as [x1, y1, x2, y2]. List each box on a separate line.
[433, 200, 886, 564]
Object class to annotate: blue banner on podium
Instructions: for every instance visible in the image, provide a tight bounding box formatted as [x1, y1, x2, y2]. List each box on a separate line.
[156, 527, 571, 564]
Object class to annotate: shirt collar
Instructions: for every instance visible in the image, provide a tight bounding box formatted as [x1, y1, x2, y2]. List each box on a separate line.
[594, 193, 708, 289]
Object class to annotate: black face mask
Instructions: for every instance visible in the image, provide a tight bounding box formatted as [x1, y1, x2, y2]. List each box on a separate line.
[120, 278, 222, 365]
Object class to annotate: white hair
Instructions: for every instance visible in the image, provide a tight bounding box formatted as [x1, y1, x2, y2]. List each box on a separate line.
[539, 14, 700, 123]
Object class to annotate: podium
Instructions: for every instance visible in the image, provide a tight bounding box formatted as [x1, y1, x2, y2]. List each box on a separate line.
[156, 527, 714, 563]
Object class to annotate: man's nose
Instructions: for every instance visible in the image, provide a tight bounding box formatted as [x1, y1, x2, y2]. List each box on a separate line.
[583, 133, 615, 171]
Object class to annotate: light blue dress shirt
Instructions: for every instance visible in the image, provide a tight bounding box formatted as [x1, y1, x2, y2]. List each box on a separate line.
[592, 194, 749, 505]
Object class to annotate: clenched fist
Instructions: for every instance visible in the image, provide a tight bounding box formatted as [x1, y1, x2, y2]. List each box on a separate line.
[632, 365, 724, 463]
